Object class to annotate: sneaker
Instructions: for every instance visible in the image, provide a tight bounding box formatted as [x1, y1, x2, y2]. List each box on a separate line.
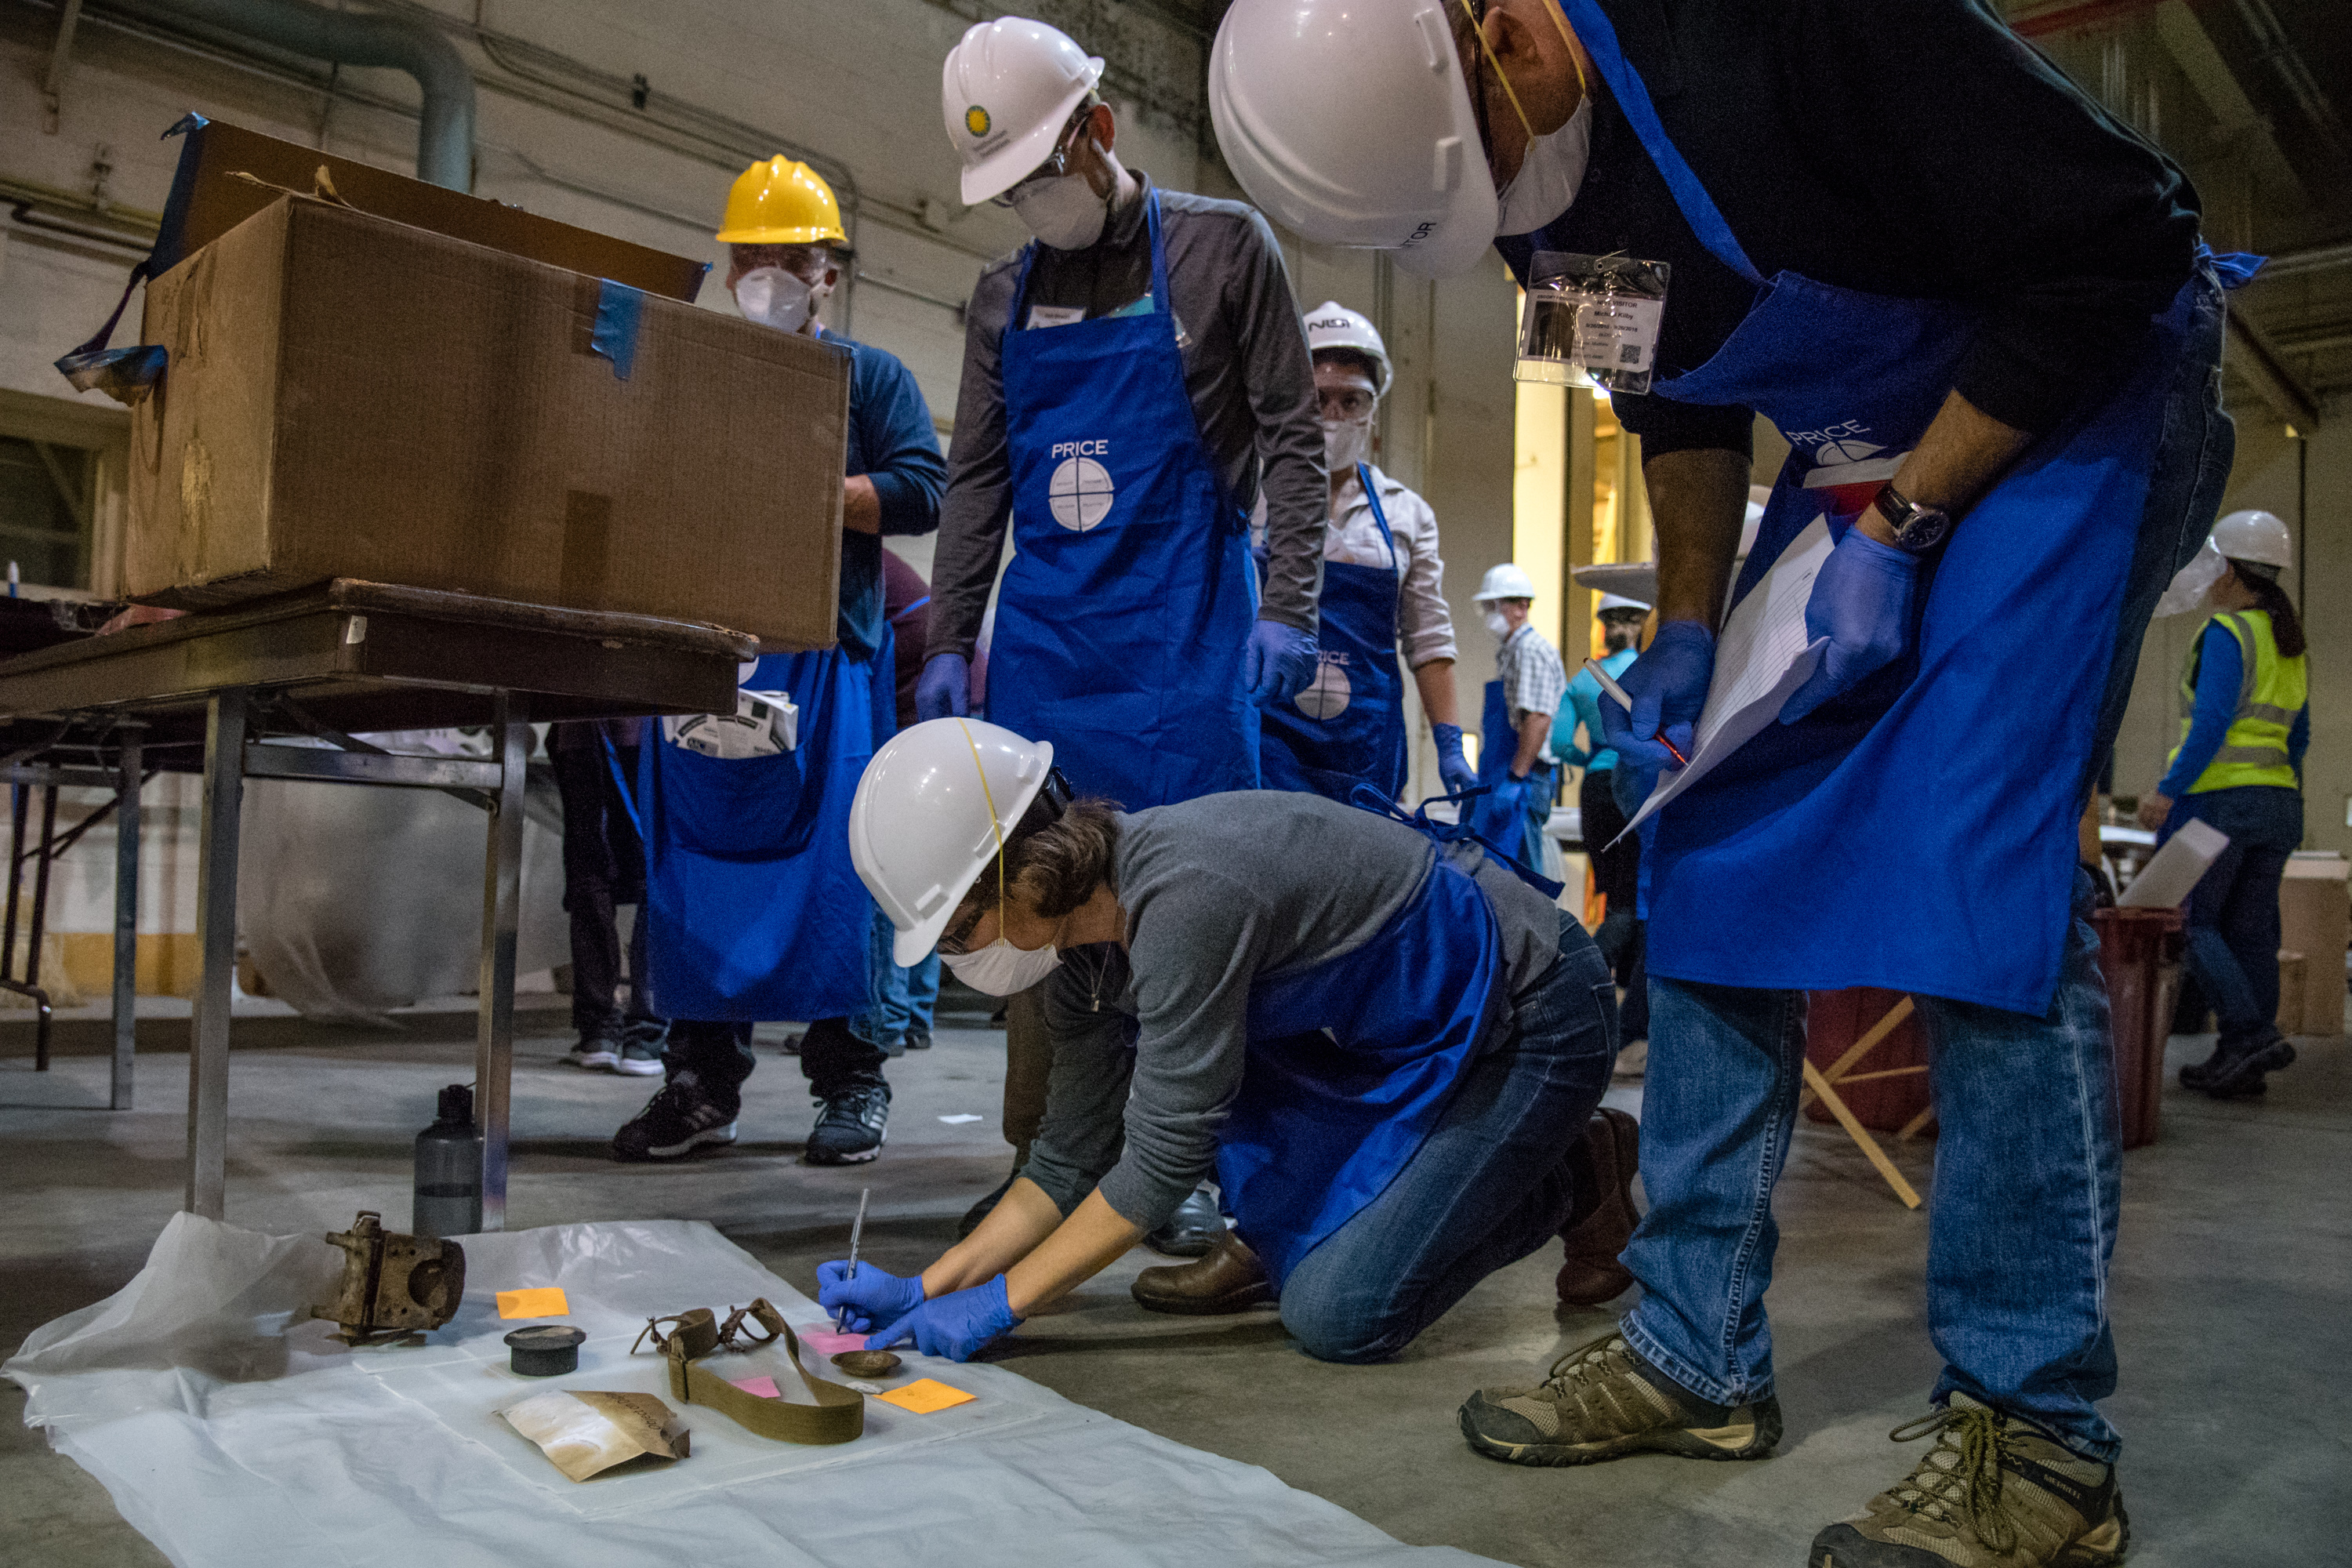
[611, 1070, 739, 1161]
[566, 1026, 622, 1072]
[879, 1033, 909, 1059]
[1809, 1394, 2128, 1567]
[615, 1035, 668, 1076]
[804, 1082, 890, 1164]
[2201, 1035, 2295, 1100]
[904, 1025, 933, 1051]
[1459, 1333, 1781, 1467]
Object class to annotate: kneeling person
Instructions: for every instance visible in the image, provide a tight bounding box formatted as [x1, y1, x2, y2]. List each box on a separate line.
[820, 718, 1624, 1363]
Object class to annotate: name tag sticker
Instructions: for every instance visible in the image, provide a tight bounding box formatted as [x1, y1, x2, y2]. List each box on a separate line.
[1026, 304, 1086, 329]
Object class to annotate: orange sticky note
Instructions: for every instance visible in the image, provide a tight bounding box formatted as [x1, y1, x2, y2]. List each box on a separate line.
[495, 1287, 570, 1319]
[877, 1377, 975, 1414]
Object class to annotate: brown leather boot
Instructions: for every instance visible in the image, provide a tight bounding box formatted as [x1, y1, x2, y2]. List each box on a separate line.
[1131, 1227, 1276, 1316]
[1555, 1107, 1640, 1306]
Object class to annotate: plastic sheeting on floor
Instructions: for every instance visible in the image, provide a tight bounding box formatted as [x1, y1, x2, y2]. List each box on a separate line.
[5, 1215, 1503, 1568]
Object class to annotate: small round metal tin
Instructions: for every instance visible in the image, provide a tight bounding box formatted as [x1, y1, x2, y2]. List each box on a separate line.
[505, 1324, 586, 1377]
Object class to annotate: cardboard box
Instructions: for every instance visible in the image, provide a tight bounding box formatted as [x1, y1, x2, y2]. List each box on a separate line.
[129, 195, 846, 648]
[152, 115, 708, 301]
[2280, 854, 2348, 1036]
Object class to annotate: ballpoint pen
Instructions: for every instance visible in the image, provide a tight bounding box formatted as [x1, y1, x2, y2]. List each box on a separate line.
[837, 1186, 869, 1334]
[1584, 658, 1690, 768]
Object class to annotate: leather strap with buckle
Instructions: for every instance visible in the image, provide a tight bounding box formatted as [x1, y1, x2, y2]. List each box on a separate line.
[631, 1298, 863, 1445]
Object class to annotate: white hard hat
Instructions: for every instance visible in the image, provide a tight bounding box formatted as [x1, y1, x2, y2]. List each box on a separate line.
[849, 718, 1058, 966]
[1595, 593, 1650, 615]
[1473, 562, 1539, 602]
[2211, 508, 2292, 570]
[1304, 300, 1392, 396]
[1210, 0, 1497, 278]
[942, 18, 1105, 205]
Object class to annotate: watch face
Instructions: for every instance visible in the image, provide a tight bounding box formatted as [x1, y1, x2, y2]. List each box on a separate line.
[1893, 503, 1951, 552]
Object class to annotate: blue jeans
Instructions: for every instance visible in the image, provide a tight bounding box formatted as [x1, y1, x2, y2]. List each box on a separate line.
[1281, 913, 1618, 1363]
[1621, 869, 2124, 1461]
[858, 905, 940, 1045]
[2169, 786, 2302, 1048]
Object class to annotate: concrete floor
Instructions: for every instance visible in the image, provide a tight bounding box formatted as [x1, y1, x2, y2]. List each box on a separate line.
[3, 995, 2347, 1568]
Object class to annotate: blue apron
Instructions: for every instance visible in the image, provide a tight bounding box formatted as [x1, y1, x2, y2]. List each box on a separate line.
[1552, 0, 2228, 1013]
[1258, 464, 1407, 802]
[1465, 655, 1556, 869]
[988, 192, 1261, 808]
[637, 633, 892, 1021]
[1216, 837, 1505, 1288]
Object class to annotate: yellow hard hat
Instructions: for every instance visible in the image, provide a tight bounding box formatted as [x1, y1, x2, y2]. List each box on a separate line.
[715, 157, 847, 246]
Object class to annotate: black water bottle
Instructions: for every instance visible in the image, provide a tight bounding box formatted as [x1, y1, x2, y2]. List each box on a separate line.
[413, 1083, 483, 1238]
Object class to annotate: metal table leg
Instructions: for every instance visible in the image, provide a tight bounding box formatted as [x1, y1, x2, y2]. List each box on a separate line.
[187, 690, 247, 1218]
[475, 695, 527, 1232]
[112, 724, 143, 1111]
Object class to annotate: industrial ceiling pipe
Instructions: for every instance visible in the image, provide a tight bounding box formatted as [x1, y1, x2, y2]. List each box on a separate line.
[147, 0, 476, 191]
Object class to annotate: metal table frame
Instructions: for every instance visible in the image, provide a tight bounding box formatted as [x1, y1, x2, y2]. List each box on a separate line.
[0, 579, 752, 1229]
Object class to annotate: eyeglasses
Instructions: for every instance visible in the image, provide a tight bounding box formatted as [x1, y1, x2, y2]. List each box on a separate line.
[1318, 388, 1377, 421]
[989, 107, 1094, 209]
[938, 902, 993, 957]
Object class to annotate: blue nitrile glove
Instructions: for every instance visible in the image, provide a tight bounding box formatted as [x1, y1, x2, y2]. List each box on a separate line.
[1431, 721, 1479, 796]
[1780, 530, 1920, 724]
[867, 1274, 1022, 1362]
[815, 1261, 927, 1334]
[1243, 619, 1319, 705]
[915, 652, 971, 721]
[1598, 620, 1712, 771]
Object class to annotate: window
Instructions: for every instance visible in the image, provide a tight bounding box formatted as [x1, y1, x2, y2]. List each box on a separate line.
[0, 434, 96, 590]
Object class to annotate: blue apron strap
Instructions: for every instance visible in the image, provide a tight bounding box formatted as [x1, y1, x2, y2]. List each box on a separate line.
[1345, 782, 1566, 899]
[2194, 241, 2264, 289]
[1552, 0, 1765, 288]
[1355, 463, 1400, 572]
[601, 731, 646, 840]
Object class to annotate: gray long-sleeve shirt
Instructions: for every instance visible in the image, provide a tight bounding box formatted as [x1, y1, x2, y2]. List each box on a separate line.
[928, 174, 1325, 662]
[1023, 793, 1564, 1234]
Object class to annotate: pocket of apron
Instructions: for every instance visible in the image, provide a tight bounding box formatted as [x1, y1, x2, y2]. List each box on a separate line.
[656, 743, 826, 862]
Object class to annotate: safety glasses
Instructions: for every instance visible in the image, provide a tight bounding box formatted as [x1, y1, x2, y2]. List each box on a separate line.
[1318, 387, 1377, 421]
[989, 105, 1095, 209]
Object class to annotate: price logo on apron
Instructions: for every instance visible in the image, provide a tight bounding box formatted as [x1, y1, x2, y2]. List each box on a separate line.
[1047, 453, 1116, 531]
[1294, 653, 1352, 720]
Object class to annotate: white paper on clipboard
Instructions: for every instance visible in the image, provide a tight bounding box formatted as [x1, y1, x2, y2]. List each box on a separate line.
[1621, 514, 1838, 839]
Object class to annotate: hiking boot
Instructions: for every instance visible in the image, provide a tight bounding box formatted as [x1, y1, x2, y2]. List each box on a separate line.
[615, 1021, 669, 1077]
[1809, 1394, 2128, 1567]
[1557, 1107, 1639, 1306]
[805, 1082, 890, 1164]
[2201, 1035, 2295, 1100]
[1459, 1333, 1781, 1467]
[611, 1069, 739, 1161]
[566, 1025, 622, 1072]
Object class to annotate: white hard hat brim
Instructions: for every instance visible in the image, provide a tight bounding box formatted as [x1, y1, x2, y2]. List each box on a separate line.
[1572, 561, 1658, 604]
[958, 62, 1103, 205]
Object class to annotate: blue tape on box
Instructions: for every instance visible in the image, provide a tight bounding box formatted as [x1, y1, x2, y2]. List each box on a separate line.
[590, 280, 644, 380]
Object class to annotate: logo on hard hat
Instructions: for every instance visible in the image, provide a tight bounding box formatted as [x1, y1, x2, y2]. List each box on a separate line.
[1295, 654, 1352, 721]
[1047, 455, 1115, 531]
[966, 105, 991, 137]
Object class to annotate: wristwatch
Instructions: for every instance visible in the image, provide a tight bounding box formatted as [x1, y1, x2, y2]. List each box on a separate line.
[1871, 482, 1952, 554]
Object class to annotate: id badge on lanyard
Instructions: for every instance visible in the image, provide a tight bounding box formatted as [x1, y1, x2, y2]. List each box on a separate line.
[1515, 252, 1671, 395]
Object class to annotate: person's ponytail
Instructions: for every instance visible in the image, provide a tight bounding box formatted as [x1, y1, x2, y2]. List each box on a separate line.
[2235, 563, 2306, 659]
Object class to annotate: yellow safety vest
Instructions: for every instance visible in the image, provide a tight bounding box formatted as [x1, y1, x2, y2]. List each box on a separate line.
[2169, 609, 2307, 793]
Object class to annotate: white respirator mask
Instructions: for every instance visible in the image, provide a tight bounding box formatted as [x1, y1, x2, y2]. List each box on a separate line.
[1009, 150, 1122, 251]
[941, 937, 1062, 997]
[1320, 416, 1374, 474]
[1483, 609, 1512, 639]
[1494, 97, 1592, 237]
[734, 266, 830, 334]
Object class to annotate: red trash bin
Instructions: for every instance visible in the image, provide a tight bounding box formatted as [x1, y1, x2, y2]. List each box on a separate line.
[2091, 907, 2186, 1150]
[1805, 986, 1934, 1133]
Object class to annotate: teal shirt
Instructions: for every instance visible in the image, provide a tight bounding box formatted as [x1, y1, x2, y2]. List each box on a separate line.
[1552, 647, 1637, 771]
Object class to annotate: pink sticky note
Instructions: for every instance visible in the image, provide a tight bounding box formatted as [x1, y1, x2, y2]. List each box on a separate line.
[730, 1375, 781, 1399]
[794, 1325, 867, 1355]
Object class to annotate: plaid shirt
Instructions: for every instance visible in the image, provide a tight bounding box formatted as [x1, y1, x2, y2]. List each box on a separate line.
[1497, 625, 1570, 739]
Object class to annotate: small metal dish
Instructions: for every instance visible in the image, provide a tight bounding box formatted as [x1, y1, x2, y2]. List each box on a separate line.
[505, 1324, 586, 1377]
[831, 1349, 902, 1378]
